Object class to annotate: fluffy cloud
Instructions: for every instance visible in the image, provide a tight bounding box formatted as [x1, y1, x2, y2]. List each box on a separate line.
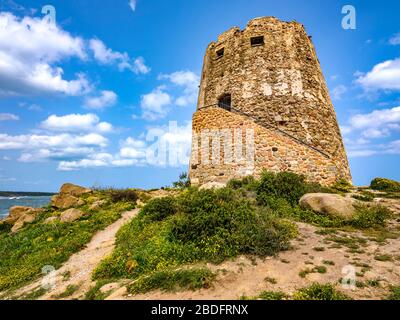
[159, 71, 200, 106]
[349, 106, 400, 130]
[0, 12, 91, 96]
[89, 39, 150, 74]
[40, 113, 113, 133]
[0, 132, 108, 162]
[140, 86, 172, 120]
[0, 113, 19, 121]
[84, 90, 117, 110]
[128, 0, 137, 12]
[342, 106, 400, 157]
[389, 33, 400, 45]
[58, 121, 192, 170]
[356, 58, 400, 91]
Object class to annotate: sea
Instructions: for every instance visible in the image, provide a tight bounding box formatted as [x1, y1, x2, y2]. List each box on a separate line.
[0, 196, 52, 220]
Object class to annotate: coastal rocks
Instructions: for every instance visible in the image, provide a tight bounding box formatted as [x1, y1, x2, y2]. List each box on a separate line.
[299, 193, 356, 219]
[60, 208, 85, 223]
[4, 206, 43, 233]
[44, 216, 59, 224]
[51, 183, 91, 209]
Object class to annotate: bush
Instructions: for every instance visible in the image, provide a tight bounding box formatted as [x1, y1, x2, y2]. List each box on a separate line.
[350, 205, 391, 229]
[109, 189, 138, 203]
[241, 291, 288, 300]
[172, 172, 191, 189]
[93, 187, 297, 281]
[387, 286, 400, 300]
[138, 196, 178, 222]
[370, 178, 400, 192]
[227, 176, 258, 191]
[257, 171, 308, 206]
[331, 179, 353, 193]
[128, 268, 215, 294]
[293, 283, 351, 300]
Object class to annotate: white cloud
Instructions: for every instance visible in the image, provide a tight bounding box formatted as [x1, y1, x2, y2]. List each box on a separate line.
[356, 58, 400, 91]
[0, 132, 108, 163]
[389, 33, 400, 45]
[89, 38, 150, 74]
[58, 121, 192, 170]
[140, 86, 172, 120]
[84, 90, 117, 110]
[350, 106, 400, 130]
[331, 85, 347, 100]
[0, 113, 19, 121]
[128, 0, 137, 12]
[0, 12, 91, 96]
[40, 113, 113, 133]
[159, 71, 200, 106]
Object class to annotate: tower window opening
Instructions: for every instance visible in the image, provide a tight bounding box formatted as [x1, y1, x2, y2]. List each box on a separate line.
[216, 48, 224, 59]
[218, 94, 231, 111]
[251, 36, 264, 47]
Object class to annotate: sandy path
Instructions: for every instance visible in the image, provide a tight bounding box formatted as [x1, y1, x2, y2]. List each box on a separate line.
[12, 208, 139, 300]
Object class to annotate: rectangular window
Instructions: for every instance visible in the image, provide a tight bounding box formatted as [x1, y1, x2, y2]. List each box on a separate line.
[216, 48, 224, 59]
[251, 36, 264, 47]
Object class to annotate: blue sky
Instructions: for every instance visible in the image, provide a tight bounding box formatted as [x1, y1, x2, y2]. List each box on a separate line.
[0, 0, 399, 192]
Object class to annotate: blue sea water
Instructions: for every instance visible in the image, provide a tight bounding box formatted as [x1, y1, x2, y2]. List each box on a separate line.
[0, 196, 52, 220]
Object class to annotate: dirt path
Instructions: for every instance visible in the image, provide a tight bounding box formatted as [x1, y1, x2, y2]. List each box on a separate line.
[12, 208, 139, 300]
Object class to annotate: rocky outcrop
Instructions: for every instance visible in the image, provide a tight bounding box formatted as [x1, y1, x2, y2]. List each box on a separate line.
[60, 208, 85, 223]
[51, 183, 91, 209]
[299, 193, 356, 219]
[1, 206, 43, 233]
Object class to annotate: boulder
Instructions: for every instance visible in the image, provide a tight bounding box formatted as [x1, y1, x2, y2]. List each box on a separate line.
[51, 183, 90, 209]
[60, 208, 85, 223]
[59, 183, 92, 197]
[299, 193, 357, 219]
[51, 194, 82, 210]
[5, 206, 42, 233]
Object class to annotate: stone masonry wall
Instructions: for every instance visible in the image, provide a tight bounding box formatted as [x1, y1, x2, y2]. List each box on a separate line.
[195, 17, 351, 183]
[190, 107, 343, 186]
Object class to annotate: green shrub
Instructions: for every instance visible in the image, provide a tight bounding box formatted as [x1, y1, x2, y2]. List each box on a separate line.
[350, 205, 391, 229]
[138, 196, 178, 222]
[227, 176, 258, 191]
[352, 194, 374, 202]
[331, 179, 353, 193]
[109, 189, 138, 203]
[241, 291, 288, 300]
[128, 268, 215, 294]
[370, 178, 400, 192]
[257, 171, 308, 206]
[172, 172, 191, 189]
[293, 283, 351, 300]
[93, 187, 297, 282]
[387, 286, 400, 300]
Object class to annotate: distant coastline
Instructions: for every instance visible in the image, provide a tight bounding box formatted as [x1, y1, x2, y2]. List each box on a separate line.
[0, 191, 56, 197]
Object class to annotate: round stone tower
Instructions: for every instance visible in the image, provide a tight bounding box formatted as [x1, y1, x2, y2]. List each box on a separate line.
[190, 17, 351, 186]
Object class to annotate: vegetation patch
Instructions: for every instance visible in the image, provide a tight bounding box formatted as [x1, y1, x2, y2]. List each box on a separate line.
[293, 283, 351, 300]
[0, 192, 134, 291]
[387, 286, 400, 300]
[93, 186, 297, 289]
[370, 178, 400, 192]
[128, 268, 215, 294]
[241, 291, 288, 300]
[54, 284, 80, 299]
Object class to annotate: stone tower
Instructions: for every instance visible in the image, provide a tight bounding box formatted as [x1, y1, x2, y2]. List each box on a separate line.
[189, 17, 351, 186]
